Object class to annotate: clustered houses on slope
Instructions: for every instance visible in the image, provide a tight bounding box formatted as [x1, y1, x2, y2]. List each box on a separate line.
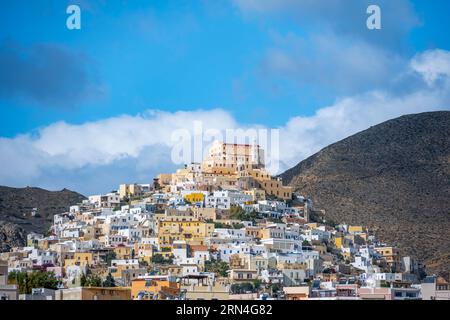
[1, 141, 449, 301]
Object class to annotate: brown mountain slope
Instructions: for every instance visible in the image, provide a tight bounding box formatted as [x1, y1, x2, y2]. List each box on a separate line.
[0, 186, 85, 251]
[281, 111, 450, 277]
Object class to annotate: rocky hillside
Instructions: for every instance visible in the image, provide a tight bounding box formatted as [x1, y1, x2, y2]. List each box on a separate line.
[281, 111, 450, 277]
[0, 186, 85, 251]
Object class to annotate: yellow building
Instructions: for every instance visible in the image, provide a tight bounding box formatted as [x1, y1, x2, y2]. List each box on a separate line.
[348, 226, 364, 234]
[114, 246, 133, 260]
[243, 188, 266, 202]
[258, 178, 292, 200]
[245, 226, 263, 239]
[202, 141, 265, 170]
[156, 173, 173, 186]
[192, 207, 217, 221]
[305, 223, 319, 229]
[26, 233, 43, 247]
[183, 283, 230, 300]
[283, 286, 310, 300]
[375, 247, 401, 268]
[201, 172, 238, 189]
[335, 236, 344, 249]
[134, 243, 153, 264]
[158, 220, 214, 245]
[37, 238, 59, 250]
[158, 141, 292, 201]
[238, 168, 292, 200]
[184, 193, 205, 203]
[131, 276, 180, 300]
[160, 265, 183, 277]
[81, 226, 102, 241]
[119, 184, 143, 199]
[64, 252, 96, 269]
[172, 169, 194, 185]
[259, 227, 285, 240]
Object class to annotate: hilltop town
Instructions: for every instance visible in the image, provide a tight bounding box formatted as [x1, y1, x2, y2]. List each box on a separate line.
[0, 141, 448, 300]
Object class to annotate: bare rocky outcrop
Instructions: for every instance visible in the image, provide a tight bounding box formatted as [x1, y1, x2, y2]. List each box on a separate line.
[0, 186, 85, 251]
[0, 221, 26, 252]
[281, 111, 450, 278]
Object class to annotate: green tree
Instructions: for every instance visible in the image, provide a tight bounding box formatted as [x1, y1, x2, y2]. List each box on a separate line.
[213, 222, 226, 228]
[88, 275, 103, 287]
[80, 267, 103, 287]
[140, 260, 149, 267]
[81, 274, 102, 287]
[302, 240, 311, 246]
[268, 283, 281, 295]
[231, 282, 254, 294]
[229, 205, 246, 220]
[43, 229, 52, 237]
[80, 273, 87, 287]
[104, 251, 117, 266]
[103, 273, 116, 287]
[151, 254, 173, 265]
[8, 271, 59, 294]
[204, 259, 229, 277]
[249, 210, 259, 221]
[253, 279, 262, 290]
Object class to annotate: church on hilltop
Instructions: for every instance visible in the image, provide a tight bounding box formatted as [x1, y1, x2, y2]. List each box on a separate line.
[156, 141, 292, 201]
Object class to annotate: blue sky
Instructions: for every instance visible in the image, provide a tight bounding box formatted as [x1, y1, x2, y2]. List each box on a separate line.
[1, 0, 450, 194]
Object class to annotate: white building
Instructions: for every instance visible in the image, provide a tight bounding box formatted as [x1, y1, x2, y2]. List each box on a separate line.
[88, 193, 120, 209]
[213, 228, 247, 240]
[217, 243, 251, 263]
[206, 191, 252, 210]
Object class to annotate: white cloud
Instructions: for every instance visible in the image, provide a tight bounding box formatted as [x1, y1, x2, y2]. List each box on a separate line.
[411, 49, 450, 86]
[276, 49, 450, 169]
[1, 50, 449, 195]
[278, 89, 449, 170]
[32, 109, 237, 168]
[0, 109, 237, 193]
